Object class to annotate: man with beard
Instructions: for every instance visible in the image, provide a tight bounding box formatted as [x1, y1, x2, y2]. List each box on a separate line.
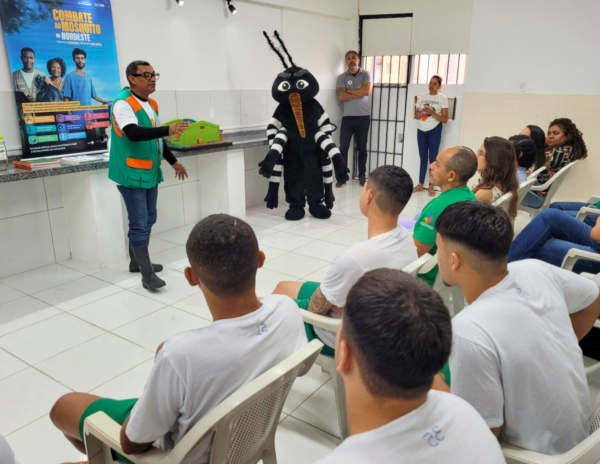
[63, 48, 109, 106]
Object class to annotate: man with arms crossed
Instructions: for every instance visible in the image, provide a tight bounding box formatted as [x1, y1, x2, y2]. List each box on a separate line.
[412, 146, 477, 286]
[49, 214, 307, 463]
[435, 201, 600, 455]
[273, 165, 417, 353]
[336, 50, 373, 187]
[312, 269, 505, 464]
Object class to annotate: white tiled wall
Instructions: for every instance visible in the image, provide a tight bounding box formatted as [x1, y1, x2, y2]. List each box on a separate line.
[0, 178, 70, 279]
[459, 92, 600, 201]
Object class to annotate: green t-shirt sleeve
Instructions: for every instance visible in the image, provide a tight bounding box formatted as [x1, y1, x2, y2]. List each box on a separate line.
[413, 206, 438, 247]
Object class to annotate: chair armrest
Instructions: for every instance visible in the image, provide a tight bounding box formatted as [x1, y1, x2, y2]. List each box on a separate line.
[561, 248, 600, 272]
[588, 196, 600, 204]
[529, 184, 547, 192]
[300, 310, 341, 333]
[84, 412, 168, 464]
[576, 207, 600, 221]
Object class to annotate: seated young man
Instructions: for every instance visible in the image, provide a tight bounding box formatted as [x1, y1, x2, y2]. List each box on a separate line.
[435, 201, 600, 455]
[412, 146, 478, 286]
[273, 165, 418, 352]
[49, 214, 307, 463]
[313, 268, 505, 464]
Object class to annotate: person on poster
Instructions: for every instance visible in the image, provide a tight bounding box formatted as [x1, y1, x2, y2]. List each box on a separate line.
[109, 60, 190, 291]
[35, 57, 66, 102]
[11, 47, 45, 102]
[63, 48, 109, 106]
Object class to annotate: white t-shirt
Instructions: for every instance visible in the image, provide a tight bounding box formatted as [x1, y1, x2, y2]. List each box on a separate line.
[315, 226, 418, 347]
[0, 434, 17, 464]
[312, 390, 505, 464]
[416, 92, 448, 132]
[20, 69, 35, 90]
[126, 294, 308, 464]
[113, 95, 157, 130]
[451, 259, 599, 455]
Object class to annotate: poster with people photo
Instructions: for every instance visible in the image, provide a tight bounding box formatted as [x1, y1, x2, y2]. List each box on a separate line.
[0, 0, 120, 159]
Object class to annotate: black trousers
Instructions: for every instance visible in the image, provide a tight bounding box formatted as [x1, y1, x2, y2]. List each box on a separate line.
[339, 116, 370, 180]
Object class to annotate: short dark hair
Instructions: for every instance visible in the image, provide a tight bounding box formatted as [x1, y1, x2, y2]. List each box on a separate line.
[435, 201, 513, 266]
[47, 57, 67, 77]
[185, 214, 259, 296]
[21, 47, 35, 57]
[72, 48, 86, 59]
[509, 134, 537, 169]
[367, 165, 413, 216]
[345, 50, 359, 58]
[126, 60, 151, 79]
[445, 146, 477, 183]
[343, 269, 452, 399]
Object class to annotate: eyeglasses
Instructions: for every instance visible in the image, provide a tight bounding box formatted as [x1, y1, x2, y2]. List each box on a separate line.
[130, 72, 160, 81]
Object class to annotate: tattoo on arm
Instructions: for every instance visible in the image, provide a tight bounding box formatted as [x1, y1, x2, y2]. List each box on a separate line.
[307, 287, 334, 315]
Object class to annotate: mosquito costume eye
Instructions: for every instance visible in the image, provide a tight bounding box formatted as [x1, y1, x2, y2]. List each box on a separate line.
[296, 80, 309, 90]
[278, 81, 291, 91]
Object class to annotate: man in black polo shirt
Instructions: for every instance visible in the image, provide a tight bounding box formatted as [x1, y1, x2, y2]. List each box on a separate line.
[336, 50, 373, 187]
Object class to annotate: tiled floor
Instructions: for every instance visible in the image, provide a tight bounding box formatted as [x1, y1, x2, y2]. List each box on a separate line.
[0, 180, 553, 463]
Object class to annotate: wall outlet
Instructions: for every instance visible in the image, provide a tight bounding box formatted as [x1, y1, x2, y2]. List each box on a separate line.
[519, 81, 527, 92]
[398, 133, 404, 143]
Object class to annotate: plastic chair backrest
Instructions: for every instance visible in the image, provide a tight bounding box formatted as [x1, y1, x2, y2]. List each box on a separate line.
[591, 403, 600, 434]
[492, 192, 512, 213]
[517, 177, 538, 204]
[402, 253, 433, 276]
[527, 166, 547, 180]
[535, 161, 579, 208]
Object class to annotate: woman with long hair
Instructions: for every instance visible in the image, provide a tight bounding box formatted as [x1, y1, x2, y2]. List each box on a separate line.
[519, 125, 546, 170]
[473, 136, 519, 218]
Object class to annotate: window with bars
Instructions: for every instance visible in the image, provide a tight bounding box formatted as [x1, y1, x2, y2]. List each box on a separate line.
[362, 55, 410, 87]
[411, 54, 468, 85]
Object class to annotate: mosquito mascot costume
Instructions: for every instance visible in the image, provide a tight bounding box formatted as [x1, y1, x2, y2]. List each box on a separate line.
[259, 31, 349, 221]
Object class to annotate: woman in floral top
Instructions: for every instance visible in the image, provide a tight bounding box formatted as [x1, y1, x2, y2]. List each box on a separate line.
[521, 118, 587, 208]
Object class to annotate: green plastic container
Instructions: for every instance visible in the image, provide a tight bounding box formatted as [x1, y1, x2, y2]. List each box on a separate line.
[162, 119, 221, 146]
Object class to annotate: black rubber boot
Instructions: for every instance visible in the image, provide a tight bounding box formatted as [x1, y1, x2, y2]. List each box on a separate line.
[285, 206, 306, 221]
[309, 203, 332, 219]
[129, 236, 163, 273]
[131, 245, 166, 290]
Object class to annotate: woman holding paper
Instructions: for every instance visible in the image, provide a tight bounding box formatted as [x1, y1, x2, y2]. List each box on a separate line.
[414, 75, 449, 196]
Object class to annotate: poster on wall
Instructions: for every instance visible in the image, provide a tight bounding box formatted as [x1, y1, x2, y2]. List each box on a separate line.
[0, 0, 120, 159]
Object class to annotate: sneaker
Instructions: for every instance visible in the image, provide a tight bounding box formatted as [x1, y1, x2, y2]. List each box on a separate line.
[359, 175, 366, 186]
[336, 181, 345, 188]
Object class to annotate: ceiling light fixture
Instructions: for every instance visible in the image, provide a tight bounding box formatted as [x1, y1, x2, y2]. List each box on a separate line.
[175, 0, 184, 6]
[227, 0, 237, 14]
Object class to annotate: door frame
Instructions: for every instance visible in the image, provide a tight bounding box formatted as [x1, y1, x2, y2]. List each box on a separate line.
[357, 13, 413, 175]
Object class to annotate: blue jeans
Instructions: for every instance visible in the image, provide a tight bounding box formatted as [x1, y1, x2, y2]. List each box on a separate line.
[520, 190, 545, 208]
[117, 185, 158, 248]
[417, 123, 443, 184]
[509, 209, 600, 274]
[550, 202, 598, 227]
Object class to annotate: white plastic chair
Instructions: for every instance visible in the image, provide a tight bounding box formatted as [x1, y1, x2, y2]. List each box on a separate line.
[517, 176, 539, 205]
[299, 253, 435, 440]
[83, 339, 323, 464]
[518, 161, 580, 219]
[493, 191, 513, 215]
[527, 166, 548, 181]
[422, 254, 466, 317]
[501, 394, 600, 463]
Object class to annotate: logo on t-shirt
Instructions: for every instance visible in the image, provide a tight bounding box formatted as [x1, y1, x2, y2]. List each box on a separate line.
[424, 213, 434, 224]
[348, 80, 353, 85]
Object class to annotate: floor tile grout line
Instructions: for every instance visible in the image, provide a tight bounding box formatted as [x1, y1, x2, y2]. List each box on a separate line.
[283, 413, 342, 441]
[0, 264, 90, 294]
[285, 376, 333, 418]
